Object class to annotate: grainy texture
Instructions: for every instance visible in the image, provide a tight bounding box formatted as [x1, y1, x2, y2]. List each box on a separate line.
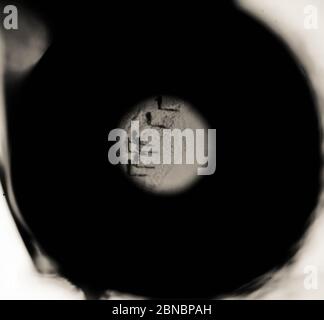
[121, 96, 208, 194]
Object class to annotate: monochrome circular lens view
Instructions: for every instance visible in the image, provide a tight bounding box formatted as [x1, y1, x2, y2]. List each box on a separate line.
[3, 2, 321, 300]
